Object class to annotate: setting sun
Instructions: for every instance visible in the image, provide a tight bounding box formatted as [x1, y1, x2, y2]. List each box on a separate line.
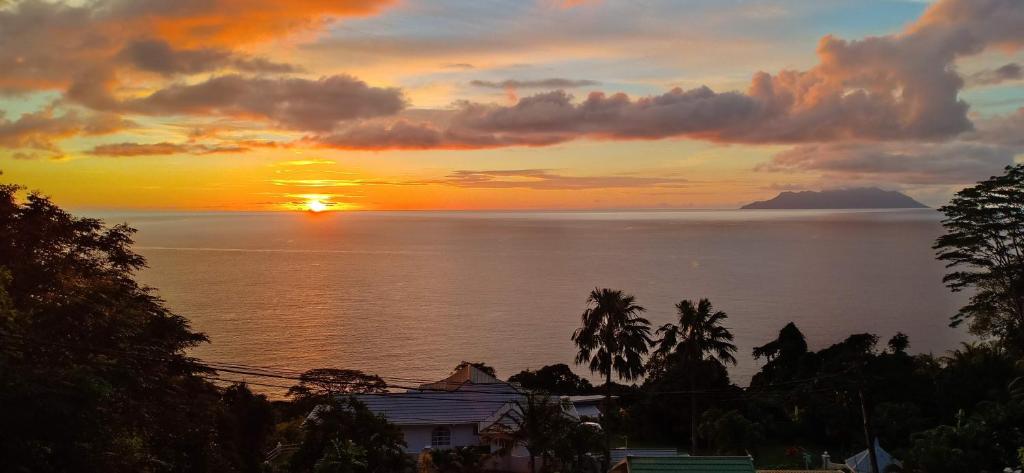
[306, 199, 328, 213]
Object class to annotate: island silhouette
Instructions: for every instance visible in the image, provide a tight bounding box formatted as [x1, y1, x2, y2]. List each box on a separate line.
[742, 187, 927, 209]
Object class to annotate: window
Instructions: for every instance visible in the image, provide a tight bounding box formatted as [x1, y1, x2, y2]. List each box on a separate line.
[431, 427, 451, 448]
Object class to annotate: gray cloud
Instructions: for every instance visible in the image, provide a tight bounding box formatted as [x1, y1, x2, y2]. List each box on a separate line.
[118, 39, 300, 76]
[0, 108, 131, 151]
[966, 63, 1023, 86]
[469, 78, 600, 89]
[74, 74, 406, 131]
[86, 141, 250, 156]
[757, 142, 1016, 185]
[757, 107, 1024, 185]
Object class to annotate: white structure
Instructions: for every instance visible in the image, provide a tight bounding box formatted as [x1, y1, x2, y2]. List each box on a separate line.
[354, 364, 581, 472]
[845, 439, 901, 473]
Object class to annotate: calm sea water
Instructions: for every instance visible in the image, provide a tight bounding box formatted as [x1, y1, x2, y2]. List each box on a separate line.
[111, 209, 969, 391]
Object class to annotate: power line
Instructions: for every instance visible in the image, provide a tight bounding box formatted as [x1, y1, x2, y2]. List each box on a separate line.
[1, 330, 863, 399]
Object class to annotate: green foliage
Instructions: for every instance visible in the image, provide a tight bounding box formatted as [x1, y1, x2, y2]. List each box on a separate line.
[508, 363, 594, 395]
[934, 164, 1024, 348]
[289, 397, 409, 473]
[631, 354, 737, 446]
[649, 299, 738, 373]
[571, 288, 652, 383]
[647, 298, 738, 453]
[454, 361, 497, 378]
[429, 446, 489, 473]
[508, 392, 600, 473]
[0, 183, 223, 472]
[905, 400, 1024, 473]
[314, 439, 367, 473]
[699, 409, 764, 455]
[751, 322, 810, 386]
[216, 383, 277, 473]
[287, 369, 388, 408]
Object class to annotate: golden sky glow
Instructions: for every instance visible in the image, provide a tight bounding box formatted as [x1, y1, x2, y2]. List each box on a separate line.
[1, 0, 1022, 211]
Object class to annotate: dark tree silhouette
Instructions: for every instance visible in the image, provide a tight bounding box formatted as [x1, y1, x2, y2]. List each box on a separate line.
[0, 183, 218, 471]
[454, 361, 498, 378]
[571, 288, 651, 468]
[934, 164, 1024, 349]
[288, 368, 388, 405]
[650, 298, 737, 454]
[508, 363, 594, 395]
[290, 397, 409, 473]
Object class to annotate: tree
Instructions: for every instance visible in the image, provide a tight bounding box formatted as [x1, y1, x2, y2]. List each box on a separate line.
[314, 439, 367, 473]
[649, 298, 737, 454]
[216, 383, 276, 473]
[509, 393, 576, 473]
[571, 288, 652, 469]
[887, 332, 910, 354]
[751, 322, 811, 389]
[0, 183, 220, 472]
[934, 164, 1024, 349]
[429, 446, 489, 473]
[288, 369, 388, 407]
[454, 361, 497, 378]
[509, 363, 594, 395]
[290, 397, 409, 473]
[698, 409, 764, 455]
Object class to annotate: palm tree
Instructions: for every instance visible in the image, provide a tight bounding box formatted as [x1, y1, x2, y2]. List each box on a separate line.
[571, 288, 652, 468]
[651, 298, 737, 454]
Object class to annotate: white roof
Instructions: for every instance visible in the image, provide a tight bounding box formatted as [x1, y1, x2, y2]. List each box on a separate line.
[845, 439, 900, 473]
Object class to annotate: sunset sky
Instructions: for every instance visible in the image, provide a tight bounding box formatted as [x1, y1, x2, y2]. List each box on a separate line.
[1, 0, 1022, 211]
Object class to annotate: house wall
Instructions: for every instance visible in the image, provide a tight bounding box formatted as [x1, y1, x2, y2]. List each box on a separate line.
[399, 424, 480, 453]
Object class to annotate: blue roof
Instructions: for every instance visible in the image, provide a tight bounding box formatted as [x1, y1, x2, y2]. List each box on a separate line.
[354, 382, 524, 426]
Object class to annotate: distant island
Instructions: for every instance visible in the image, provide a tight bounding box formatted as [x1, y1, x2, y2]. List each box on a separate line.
[741, 187, 928, 209]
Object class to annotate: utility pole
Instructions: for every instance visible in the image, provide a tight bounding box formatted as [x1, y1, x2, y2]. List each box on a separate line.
[858, 388, 881, 473]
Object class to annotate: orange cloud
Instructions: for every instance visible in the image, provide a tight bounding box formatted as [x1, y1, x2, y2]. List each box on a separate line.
[140, 0, 395, 47]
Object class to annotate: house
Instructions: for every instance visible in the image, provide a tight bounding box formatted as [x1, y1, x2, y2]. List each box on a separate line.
[567, 394, 608, 420]
[609, 456, 756, 473]
[353, 364, 581, 471]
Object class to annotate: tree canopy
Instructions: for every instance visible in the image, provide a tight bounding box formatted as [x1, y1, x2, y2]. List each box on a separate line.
[934, 164, 1024, 348]
[508, 363, 594, 395]
[0, 183, 220, 472]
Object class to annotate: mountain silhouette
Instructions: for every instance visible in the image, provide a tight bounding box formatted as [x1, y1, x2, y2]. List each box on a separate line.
[742, 187, 927, 209]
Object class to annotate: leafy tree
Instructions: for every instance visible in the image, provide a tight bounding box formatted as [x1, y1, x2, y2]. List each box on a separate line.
[699, 409, 764, 455]
[454, 361, 497, 378]
[571, 288, 651, 468]
[216, 383, 276, 473]
[289, 397, 409, 473]
[429, 446, 489, 473]
[888, 332, 910, 354]
[934, 343, 1018, 420]
[509, 363, 594, 395]
[288, 369, 388, 407]
[631, 354, 737, 446]
[0, 183, 220, 472]
[905, 399, 1024, 473]
[550, 422, 604, 473]
[649, 298, 737, 454]
[314, 439, 367, 473]
[509, 393, 576, 473]
[751, 322, 810, 386]
[934, 164, 1024, 349]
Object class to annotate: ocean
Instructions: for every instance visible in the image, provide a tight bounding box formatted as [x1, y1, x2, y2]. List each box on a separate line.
[113, 209, 969, 393]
